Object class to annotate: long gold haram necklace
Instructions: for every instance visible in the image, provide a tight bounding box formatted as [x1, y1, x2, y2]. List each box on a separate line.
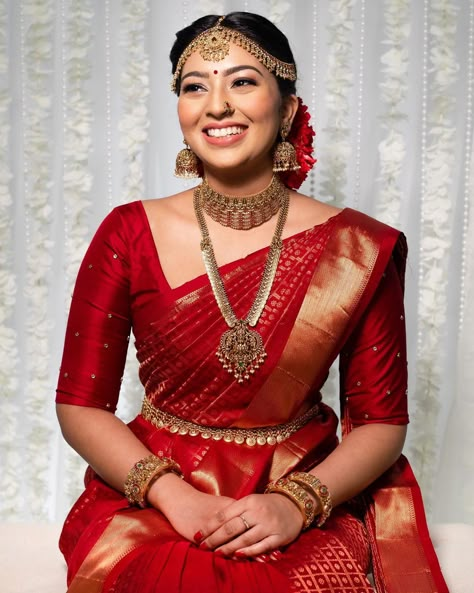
[194, 184, 290, 383]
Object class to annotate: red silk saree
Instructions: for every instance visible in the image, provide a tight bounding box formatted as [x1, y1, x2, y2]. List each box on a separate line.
[56, 202, 448, 592]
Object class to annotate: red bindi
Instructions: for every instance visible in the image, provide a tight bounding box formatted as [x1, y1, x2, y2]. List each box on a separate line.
[213, 70, 218, 74]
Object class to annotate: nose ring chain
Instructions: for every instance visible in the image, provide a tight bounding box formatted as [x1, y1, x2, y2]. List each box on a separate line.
[223, 101, 234, 116]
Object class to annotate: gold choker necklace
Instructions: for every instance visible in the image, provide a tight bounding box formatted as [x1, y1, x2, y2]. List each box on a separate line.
[194, 183, 289, 382]
[200, 176, 286, 230]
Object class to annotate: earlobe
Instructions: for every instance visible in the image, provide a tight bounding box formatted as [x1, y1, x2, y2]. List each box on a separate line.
[281, 94, 299, 129]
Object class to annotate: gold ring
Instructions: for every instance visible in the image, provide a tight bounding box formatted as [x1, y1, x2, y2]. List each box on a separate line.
[240, 514, 250, 530]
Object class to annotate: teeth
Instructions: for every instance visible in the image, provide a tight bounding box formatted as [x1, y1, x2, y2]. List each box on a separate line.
[207, 126, 244, 138]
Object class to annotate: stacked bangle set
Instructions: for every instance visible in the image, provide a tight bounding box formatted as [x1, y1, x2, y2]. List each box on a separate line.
[124, 454, 332, 529]
[124, 454, 183, 508]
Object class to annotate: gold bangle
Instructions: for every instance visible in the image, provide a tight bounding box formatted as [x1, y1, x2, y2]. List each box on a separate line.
[287, 471, 322, 503]
[265, 477, 316, 529]
[288, 471, 332, 527]
[124, 455, 183, 508]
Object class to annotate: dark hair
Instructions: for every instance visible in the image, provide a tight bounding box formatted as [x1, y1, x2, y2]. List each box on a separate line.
[170, 12, 297, 96]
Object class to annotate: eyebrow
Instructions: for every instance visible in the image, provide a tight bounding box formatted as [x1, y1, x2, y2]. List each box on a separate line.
[180, 64, 264, 83]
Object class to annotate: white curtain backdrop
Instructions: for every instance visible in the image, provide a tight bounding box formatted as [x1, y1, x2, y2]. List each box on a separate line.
[1, 0, 473, 525]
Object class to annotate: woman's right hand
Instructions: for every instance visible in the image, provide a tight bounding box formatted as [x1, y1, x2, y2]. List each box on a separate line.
[147, 472, 236, 544]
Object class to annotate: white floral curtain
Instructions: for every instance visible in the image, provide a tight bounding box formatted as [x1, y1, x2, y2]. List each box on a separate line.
[1, 0, 473, 525]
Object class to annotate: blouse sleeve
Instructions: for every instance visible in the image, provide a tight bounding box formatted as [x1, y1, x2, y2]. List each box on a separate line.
[56, 208, 132, 412]
[339, 256, 409, 427]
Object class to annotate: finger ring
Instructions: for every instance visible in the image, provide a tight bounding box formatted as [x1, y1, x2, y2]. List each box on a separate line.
[240, 514, 250, 530]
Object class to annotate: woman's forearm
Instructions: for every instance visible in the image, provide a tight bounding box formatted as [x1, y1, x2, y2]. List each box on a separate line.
[308, 423, 407, 507]
[56, 403, 154, 493]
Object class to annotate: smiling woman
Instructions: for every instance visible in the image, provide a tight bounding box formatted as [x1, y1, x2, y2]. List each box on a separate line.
[55, 11, 448, 593]
[177, 43, 296, 186]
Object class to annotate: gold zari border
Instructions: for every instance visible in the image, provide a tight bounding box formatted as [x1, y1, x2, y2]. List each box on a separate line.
[141, 397, 319, 446]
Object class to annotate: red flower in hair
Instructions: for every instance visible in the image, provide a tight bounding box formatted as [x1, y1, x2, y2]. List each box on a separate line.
[279, 98, 316, 190]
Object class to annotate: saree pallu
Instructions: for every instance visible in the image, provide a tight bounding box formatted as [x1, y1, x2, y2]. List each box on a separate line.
[57, 203, 448, 593]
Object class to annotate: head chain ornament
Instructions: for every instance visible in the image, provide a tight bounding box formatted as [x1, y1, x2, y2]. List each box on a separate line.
[171, 15, 297, 92]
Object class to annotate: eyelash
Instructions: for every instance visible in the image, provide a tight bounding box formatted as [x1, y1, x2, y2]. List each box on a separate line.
[181, 83, 205, 94]
[181, 78, 257, 94]
[232, 78, 257, 87]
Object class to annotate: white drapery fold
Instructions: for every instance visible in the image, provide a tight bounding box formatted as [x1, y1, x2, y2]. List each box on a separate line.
[1, 0, 473, 524]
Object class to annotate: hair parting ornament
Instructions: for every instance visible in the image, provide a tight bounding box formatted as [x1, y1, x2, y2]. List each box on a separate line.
[171, 15, 297, 92]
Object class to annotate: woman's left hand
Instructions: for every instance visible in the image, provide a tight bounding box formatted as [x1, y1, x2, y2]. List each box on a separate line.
[198, 492, 304, 558]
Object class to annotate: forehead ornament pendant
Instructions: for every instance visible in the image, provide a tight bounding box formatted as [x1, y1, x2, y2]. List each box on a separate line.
[171, 15, 296, 92]
[198, 17, 230, 62]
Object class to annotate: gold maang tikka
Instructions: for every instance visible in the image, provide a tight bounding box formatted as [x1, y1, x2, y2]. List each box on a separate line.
[171, 16, 297, 92]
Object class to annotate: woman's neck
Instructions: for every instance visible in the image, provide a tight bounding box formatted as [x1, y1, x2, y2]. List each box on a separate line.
[202, 166, 275, 197]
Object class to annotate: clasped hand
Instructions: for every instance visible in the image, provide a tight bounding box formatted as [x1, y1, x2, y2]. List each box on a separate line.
[197, 492, 303, 560]
[152, 477, 303, 560]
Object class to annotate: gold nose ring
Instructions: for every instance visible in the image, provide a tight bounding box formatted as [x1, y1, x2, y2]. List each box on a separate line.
[223, 101, 234, 116]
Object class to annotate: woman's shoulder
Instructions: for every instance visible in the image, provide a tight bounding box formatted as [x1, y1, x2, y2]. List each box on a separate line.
[290, 191, 402, 235]
[103, 190, 195, 235]
[141, 189, 195, 222]
[287, 191, 343, 234]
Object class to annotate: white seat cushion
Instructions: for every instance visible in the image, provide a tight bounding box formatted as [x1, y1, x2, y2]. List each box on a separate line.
[1, 523, 66, 593]
[430, 522, 474, 593]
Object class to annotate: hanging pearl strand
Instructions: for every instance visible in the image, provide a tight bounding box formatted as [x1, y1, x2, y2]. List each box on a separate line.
[20, 4, 30, 263]
[459, 0, 474, 336]
[309, 0, 318, 201]
[16, 0, 30, 523]
[0, 0, 19, 522]
[105, 0, 113, 210]
[182, 0, 189, 24]
[59, 0, 75, 518]
[410, 0, 431, 493]
[416, 0, 429, 364]
[60, 0, 67, 237]
[22, 0, 55, 521]
[179, 0, 194, 190]
[60, 0, 69, 278]
[353, 0, 366, 210]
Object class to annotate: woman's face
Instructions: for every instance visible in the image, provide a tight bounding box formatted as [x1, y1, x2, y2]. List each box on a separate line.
[177, 43, 288, 178]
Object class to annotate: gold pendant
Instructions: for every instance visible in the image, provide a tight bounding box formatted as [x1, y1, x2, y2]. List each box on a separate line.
[216, 320, 267, 383]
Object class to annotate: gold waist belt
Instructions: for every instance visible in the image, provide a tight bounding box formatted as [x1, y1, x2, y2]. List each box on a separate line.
[141, 397, 320, 447]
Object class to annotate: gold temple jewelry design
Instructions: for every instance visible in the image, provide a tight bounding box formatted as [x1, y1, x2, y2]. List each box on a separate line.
[289, 471, 333, 527]
[194, 182, 289, 382]
[141, 397, 320, 446]
[124, 454, 183, 508]
[273, 121, 300, 172]
[174, 140, 201, 178]
[265, 478, 316, 529]
[171, 16, 297, 92]
[200, 175, 286, 230]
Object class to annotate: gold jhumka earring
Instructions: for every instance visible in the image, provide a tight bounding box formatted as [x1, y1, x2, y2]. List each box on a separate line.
[174, 140, 201, 178]
[273, 121, 300, 172]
